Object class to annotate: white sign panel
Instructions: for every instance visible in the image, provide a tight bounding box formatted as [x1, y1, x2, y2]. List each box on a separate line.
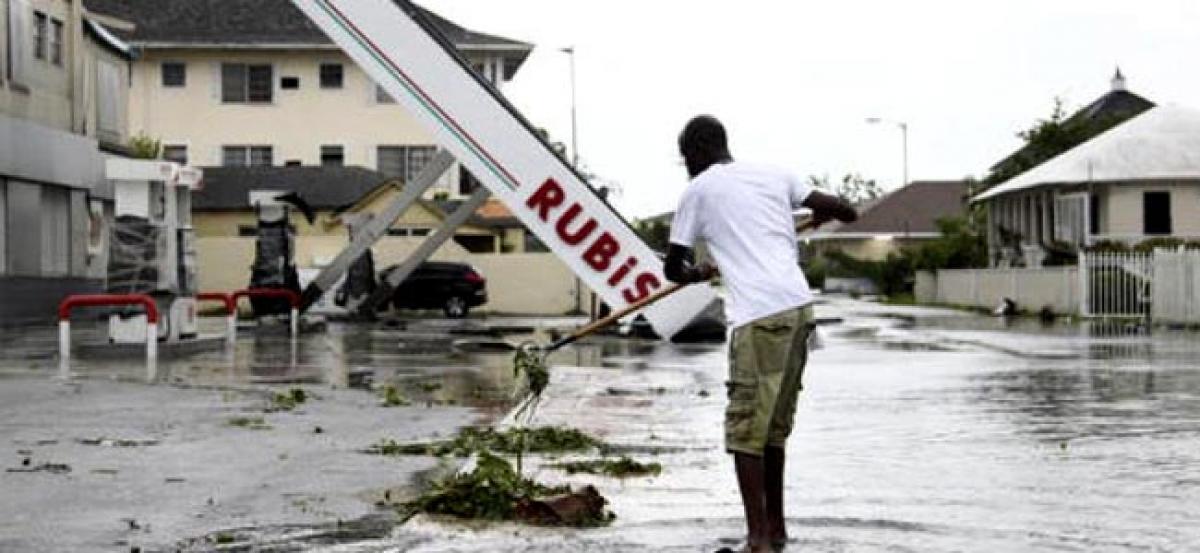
[291, 0, 715, 337]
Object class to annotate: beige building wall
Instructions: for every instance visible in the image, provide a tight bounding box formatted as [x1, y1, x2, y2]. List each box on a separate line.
[128, 48, 513, 197]
[1104, 182, 1200, 238]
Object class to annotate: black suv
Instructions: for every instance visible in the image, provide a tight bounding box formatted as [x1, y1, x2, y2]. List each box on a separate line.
[380, 261, 488, 318]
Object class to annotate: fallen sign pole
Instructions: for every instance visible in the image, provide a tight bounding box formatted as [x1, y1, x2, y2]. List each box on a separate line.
[290, 0, 716, 339]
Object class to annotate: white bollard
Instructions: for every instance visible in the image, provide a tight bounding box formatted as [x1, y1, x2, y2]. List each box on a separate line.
[226, 314, 237, 346]
[146, 321, 158, 382]
[59, 320, 71, 379]
[290, 308, 299, 338]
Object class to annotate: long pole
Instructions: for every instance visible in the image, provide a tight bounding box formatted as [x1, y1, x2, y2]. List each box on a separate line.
[899, 122, 909, 186]
[563, 47, 579, 168]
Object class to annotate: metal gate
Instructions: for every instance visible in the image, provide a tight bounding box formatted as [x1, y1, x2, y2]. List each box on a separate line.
[1080, 251, 1153, 318]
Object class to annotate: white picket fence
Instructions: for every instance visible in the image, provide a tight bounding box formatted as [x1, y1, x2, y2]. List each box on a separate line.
[1150, 250, 1200, 324]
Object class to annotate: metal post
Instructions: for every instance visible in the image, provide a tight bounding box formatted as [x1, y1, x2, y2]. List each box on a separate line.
[299, 149, 455, 311]
[562, 47, 578, 168]
[290, 308, 299, 338]
[360, 186, 493, 315]
[146, 321, 158, 382]
[899, 122, 909, 186]
[59, 320, 71, 379]
[226, 314, 237, 346]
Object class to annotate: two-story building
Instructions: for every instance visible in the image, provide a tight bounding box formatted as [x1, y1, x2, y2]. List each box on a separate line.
[84, 0, 533, 199]
[1, 0, 136, 324]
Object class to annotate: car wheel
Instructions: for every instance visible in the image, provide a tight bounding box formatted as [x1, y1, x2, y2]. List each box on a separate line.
[443, 296, 468, 318]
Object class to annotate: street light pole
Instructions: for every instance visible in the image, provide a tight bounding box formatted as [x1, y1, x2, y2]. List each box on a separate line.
[866, 117, 909, 186]
[561, 47, 579, 168]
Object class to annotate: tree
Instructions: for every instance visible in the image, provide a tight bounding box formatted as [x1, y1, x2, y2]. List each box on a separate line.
[808, 173, 884, 205]
[984, 97, 1146, 186]
[634, 218, 671, 253]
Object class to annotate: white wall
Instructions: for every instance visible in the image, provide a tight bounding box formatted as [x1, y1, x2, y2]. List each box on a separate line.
[916, 267, 1080, 314]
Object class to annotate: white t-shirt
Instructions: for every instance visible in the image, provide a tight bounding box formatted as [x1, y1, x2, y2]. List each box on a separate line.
[669, 161, 814, 329]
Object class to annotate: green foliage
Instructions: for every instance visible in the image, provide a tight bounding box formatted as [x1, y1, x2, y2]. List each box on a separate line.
[379, 384, 410, 407]
[267, 388, 308, 412]
[634, 218, 672, 253]
[906, 217, 989, 271]
[985, 97, 1146, 186]
[1088, 237, 1200, 254]
[227, 416, 271, 430]
[550, 456, 662, 478]
[366, 426, 602, 458]
[808, 173, 884, 204]
[403, 450, 569, 522]
[514, 347, 550, 398]
[128, 133, 162, 159]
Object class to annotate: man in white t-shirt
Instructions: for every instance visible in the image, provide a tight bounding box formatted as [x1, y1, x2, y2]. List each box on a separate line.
[665, 115, 857, 553]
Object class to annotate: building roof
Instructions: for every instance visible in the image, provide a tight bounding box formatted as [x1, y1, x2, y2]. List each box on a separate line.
[974, 105, 1200, 202]
[808, 181, 971, 237]
[83, 0, 532, 72]
[989, 74, 1156, 174]
[193, 166, 400, 211]
[434, 198, 523, 228]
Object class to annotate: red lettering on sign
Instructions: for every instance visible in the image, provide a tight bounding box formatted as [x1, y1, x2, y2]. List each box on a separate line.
[607, 256, 638, 287]
[555, 203, 597, 246]
[583, 232, 620, 272]
[622, 272, 661, 303]
[526, 178, 565, 221]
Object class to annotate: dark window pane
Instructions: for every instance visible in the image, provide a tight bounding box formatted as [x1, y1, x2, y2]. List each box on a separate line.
[51, 19, 63, 65]
[33, 12, 46, 60]
[281, 76, 300, 89]
[377, 146, 404, 178]
[459, 166, 481, 195]
[319, 63, 343, 89]
[321, 145, 344, 167]
[222, 146, 247, 167]
[375, 84, 394, 103]
[221, 63, 246, 103]
[250, 147, 273, 167]
[406, 146, 436, 183]
[1089, 193, 1101, 235]
[247, 65, 273, 102]
[1143, 192, 1172, 235]
[163, 145, 188, 165]
[162, 62, 186, 87]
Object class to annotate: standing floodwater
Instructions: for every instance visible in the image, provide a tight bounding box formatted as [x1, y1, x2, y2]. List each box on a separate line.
[384, 297, 1200, 552]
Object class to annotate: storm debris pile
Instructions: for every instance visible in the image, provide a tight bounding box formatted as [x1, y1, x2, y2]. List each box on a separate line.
[402, 451, 614, 527]
[550, 456, 662, 478]
[513, 345, 549, 398]
[366, 426, 601, 458]
[268, 388, 309, 412]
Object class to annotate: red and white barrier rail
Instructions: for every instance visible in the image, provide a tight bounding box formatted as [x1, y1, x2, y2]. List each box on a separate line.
[197, 292, 237, 345]
[58, 294, 160, 380]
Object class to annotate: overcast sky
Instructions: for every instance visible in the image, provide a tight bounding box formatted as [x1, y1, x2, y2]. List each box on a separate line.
[419, 0, 1200, 219]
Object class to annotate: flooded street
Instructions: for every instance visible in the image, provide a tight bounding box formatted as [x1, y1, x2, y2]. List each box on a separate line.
[2, 298, 1199, 551]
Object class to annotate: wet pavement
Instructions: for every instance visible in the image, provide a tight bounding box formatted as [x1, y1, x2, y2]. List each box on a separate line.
[2, 299, 1199, 551]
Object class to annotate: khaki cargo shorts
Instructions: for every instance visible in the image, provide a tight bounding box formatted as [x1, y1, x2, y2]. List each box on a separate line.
[725, 305, 813, 456]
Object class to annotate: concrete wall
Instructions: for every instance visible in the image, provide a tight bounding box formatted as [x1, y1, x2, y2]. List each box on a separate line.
[915, 267, 1080, 314]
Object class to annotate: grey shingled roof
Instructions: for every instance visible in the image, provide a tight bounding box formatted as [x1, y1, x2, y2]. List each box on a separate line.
[822, 180, 971, 235]
[83, 0, 532, 51]
[193, 166, 396, 211]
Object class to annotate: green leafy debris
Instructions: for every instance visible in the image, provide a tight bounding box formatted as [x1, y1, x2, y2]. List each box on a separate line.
[268, 388, 308, 412]
[402, 451, 613, 527]
[366, 426, 602, 458]
[227, 416, 271, 430]
[379, 385, 410, 407]
[550, 456, 662, 478]
[514, 346, 549, 397]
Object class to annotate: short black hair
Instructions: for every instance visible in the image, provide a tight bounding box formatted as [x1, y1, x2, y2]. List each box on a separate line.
[678, 115, 728, 159]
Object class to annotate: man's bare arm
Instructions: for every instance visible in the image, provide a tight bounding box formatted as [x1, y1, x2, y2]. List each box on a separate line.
[664, 244, 716, 284]
[802, 190, 858, 226]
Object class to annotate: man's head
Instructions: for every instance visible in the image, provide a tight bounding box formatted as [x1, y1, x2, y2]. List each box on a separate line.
[678, 115, 732, 178]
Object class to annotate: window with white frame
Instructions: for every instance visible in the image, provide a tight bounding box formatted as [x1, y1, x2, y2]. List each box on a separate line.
[320, 145, 344, 167]
[377, 145, 437, 183]
[33, 11, 47, 61]
[161, 62, 186, 87]
[222, 146, 273, 167]
[319, 63, 343, 89]
[221, 63, 273, 103]
[50, 18, 63, 66]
